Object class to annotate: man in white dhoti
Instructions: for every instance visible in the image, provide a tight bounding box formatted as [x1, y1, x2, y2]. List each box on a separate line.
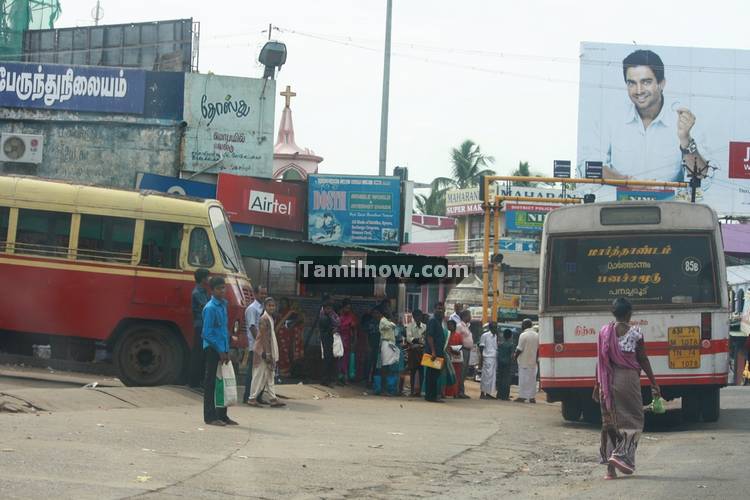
[514, 319, 539, 403]
[478, 322, 498, 399]
[246, 297, 286, 408]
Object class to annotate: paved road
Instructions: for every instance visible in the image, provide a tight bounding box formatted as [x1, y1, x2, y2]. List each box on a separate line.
[1, 379, 748, 499]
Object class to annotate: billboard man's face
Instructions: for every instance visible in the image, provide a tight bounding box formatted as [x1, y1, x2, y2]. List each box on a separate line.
[625, 66, 665, 114]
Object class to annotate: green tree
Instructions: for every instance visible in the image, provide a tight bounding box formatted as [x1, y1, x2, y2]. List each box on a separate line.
[414, 187, 447, 216]
[511, 161, 544, 186]
[433, 139, 496, 191]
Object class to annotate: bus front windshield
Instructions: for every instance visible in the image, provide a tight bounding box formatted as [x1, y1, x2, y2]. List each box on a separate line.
[546, 232, 719, 310]
[208, 206, 244, 274]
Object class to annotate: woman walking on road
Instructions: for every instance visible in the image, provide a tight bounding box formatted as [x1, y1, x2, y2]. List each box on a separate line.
[594, 298, 660, 479]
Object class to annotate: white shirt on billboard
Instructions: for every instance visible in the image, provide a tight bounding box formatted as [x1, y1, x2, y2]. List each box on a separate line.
[586, 99, 710, 183]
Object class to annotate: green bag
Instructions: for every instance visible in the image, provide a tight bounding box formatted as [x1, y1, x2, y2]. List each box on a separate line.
[649, 396, 665, 414]
[214, 362, 237, 408]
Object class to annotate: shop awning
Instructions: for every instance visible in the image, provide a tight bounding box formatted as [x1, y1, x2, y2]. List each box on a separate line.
[236, 235, 446, 266]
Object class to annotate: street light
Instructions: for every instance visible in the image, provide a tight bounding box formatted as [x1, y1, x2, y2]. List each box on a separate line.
[259, 41, 287, 79]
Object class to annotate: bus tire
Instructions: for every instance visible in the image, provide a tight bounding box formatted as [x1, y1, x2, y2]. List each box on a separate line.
[114, 324, 185, 387]
[700, 388, 720, 423]
[681, 394, 701, 423]
[561, 398, 583, 422]
[582, 399, 602, 425]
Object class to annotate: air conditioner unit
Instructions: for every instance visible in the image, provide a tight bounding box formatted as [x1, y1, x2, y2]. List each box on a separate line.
[0, 133, 44, 164]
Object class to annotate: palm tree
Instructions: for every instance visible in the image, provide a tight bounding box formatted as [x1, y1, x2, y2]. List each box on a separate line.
[512, 161, 542, 187]
[414, 187, 447, 216]
[433, 140, 496, 191]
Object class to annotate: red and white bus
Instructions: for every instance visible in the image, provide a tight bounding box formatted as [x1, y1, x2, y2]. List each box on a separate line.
[0, 176, 252, 385]
[539, 201, 729, 423]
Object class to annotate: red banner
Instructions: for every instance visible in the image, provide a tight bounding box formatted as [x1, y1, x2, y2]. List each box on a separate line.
[729, 141, 750, 180]
[216, 173, 305, 232]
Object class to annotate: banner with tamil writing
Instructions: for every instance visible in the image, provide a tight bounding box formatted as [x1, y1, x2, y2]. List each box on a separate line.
[0, 62, 145, 114]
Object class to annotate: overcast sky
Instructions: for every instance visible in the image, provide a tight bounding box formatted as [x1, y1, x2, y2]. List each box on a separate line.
[58, 0, 750, 186]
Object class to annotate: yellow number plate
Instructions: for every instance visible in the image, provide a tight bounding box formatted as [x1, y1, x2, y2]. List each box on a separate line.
[668, 326, 701, 369]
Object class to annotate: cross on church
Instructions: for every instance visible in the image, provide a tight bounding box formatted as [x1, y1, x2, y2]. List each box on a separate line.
[280, 85, 296, 108]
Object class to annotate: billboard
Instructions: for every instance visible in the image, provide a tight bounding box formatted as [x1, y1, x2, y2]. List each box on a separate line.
[504, 203, 558, 233]
[183, 73, 275, 178]
[0, 62, 145, 114]
[577, 42, 750, 215]
[23, 19, 195, 72]
[445, 185, 568, 216]
[136, 172, 216, 198]
[216, 173, 305, 232]
[308, 174, 401, 247]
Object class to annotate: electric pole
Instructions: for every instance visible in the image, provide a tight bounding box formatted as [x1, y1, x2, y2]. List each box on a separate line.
[378, 0, 393, 177]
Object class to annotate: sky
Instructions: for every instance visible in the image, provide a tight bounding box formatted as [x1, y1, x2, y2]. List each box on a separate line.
[55, 0, 750, 186]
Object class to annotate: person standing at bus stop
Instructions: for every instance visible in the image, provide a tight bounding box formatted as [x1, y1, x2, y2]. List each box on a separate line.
[514, 319, 539, 403]
[202, 276, 238, 426]
[242, 286, 266, 404]
[189, 268, 210, 389]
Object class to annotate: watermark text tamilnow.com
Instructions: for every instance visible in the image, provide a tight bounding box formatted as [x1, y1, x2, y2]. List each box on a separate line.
[297, 258, 471, 283]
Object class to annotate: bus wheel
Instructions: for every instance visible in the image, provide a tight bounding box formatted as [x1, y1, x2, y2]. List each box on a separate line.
[681, 394, 701, 423]
[700, 388, 720, 423]
[561, 398, 583, 422]
[114, 324, 184, 386]
[582, 399, 602, 425]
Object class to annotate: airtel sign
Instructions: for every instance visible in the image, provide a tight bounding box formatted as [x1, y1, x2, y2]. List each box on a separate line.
[217, 173, 305, 232]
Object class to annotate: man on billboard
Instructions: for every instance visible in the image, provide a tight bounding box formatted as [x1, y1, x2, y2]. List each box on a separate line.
[600, 49, 709, 182]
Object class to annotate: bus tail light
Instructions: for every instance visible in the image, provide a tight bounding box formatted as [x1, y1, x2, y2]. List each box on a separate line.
[553, 316, 564, 344]
[701, 313, 712, 340]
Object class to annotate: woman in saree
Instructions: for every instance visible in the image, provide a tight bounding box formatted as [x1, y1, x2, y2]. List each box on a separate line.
[274, 297, 296, 377]
[337, 299, 358, 384]
[594, 298, 660, 479]
[444, 319, 463, 398]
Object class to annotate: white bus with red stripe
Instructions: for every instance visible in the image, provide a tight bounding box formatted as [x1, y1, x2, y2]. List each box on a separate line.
[539, 201, 729, 423]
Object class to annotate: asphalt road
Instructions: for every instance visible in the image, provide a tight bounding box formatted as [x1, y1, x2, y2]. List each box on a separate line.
[1, 376, 748, 499]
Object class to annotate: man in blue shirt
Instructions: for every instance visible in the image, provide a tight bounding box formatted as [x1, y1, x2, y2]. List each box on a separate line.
[189, 268, 210, 388]
[202, 276, 238, 426]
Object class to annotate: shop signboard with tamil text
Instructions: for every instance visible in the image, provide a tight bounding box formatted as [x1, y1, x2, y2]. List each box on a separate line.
[0, 62, 145, 114]
[183, 74, 275, 178]
[308, 174, 401, 247]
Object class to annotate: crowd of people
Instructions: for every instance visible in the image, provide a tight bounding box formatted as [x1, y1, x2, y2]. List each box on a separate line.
[190, 267, 542, 424]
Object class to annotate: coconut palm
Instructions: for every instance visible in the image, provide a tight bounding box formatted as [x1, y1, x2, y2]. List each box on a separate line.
[414, 187, 447, 216]
[512, 161, 543, 186]
[433, 139, 496, 191]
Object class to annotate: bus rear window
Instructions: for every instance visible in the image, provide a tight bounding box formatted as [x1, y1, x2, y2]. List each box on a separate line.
[546, 233, 718, 309]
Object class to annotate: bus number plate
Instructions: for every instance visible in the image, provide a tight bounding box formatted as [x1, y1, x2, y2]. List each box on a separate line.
[668, 327, 701, 369]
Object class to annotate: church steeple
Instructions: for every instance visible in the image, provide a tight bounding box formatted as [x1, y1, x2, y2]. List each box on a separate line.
[273, 84, 323, 180]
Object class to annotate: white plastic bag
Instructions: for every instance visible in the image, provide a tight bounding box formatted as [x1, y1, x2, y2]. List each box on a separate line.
[332, 332, 345, 358]
[215, 362, 238, 407]
[380, 340, 399, 367]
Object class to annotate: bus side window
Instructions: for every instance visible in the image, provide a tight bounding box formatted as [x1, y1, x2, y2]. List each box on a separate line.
[15, 209, 71, 258]
[78, 214, 136, 263]
[188, 227, 214, 268]
[0, 207, 8, 250]
[139, 220, 182, 269]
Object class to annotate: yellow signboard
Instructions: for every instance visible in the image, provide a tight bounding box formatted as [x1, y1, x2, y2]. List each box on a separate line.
[668, 326, 700, 369]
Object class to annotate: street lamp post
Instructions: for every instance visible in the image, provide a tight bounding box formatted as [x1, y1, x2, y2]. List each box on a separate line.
[378, 0, 393, 177]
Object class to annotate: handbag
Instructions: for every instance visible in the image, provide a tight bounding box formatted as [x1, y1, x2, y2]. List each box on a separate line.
[380, 340, 399, 366]
[333, 332, 345, 358]
[214, 362, 238, 408]
[420, 353, 444, 370]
